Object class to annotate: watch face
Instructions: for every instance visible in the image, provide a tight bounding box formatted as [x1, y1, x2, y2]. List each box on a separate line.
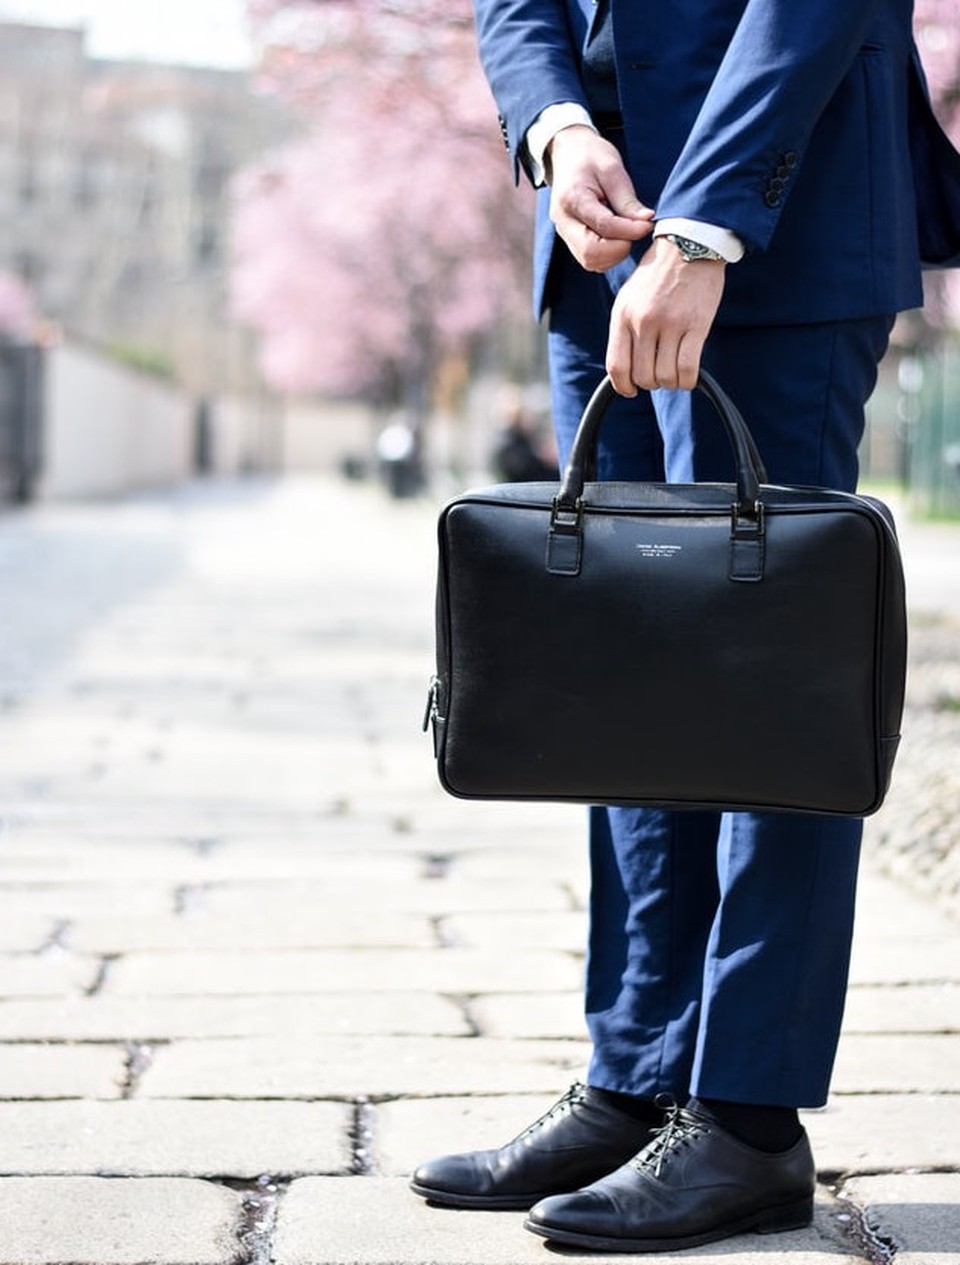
[674, 235, 714, 260]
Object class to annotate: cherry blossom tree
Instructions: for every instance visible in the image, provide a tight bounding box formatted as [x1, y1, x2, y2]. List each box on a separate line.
[231, 0, 534, 408]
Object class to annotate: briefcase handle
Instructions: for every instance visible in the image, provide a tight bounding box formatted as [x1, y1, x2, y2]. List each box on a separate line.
[556, 369, 769, 520]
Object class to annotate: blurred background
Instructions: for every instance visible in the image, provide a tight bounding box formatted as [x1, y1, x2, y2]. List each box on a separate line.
[0, 0, 956, 513]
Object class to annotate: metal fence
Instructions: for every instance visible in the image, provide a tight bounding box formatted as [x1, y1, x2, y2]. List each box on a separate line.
[863, 340, 960, 519]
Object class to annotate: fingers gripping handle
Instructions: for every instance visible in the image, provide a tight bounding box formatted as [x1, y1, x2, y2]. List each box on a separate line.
[555, 370, 768, 518]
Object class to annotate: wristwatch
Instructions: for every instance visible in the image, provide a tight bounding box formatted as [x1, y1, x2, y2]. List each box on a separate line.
[663, 233, 725, 262]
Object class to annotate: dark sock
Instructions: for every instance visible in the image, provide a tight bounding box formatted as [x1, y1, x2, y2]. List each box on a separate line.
[689, 1096, 802, 1153]
[588, 1086, 665, 1126]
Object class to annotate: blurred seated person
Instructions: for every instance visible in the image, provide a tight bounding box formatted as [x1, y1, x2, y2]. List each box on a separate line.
[492, 400, 558, 482]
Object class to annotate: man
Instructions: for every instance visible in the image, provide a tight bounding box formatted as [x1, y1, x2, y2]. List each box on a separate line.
[411, 0, 960, 1253]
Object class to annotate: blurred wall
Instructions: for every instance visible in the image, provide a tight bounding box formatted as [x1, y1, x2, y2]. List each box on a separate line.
[37, 340, 274, 500]
[38, 340, 192, 499]
[276, 399, 372, 473]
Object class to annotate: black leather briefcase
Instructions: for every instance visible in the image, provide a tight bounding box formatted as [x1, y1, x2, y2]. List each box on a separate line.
[426, 371, 907, 816]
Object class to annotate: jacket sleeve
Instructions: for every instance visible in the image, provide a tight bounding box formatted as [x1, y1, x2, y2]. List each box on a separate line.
[471, 0, 588, 182]
[653, 0, 885, 252]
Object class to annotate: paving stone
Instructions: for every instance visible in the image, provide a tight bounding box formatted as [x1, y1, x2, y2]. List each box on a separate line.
[804, 1094, 960, 1174]
[0, 1176, 243, 1265]
[70, 910, 436, 953]
[0, 992, 469, 1041]
[444, 911, 586, 952]
[46, 841, 425, 885]
[0, 1100, 350, 1176]
[376, 1094, 558, 1176]
[59, 733, 378, 810]
[842, 982, 960, 1033]
[471, 992, 586, 1039]
[0, 884, 176, 919]
[0, 1043, 126, 1099]
[0, 916, 59, 952]
[204, 876, 576, 916]
[0, 839, 214, 884]
[854, 866, 957, 932]
[451, 832, 587, 871]
[0, 953, 100, 998]
[831, 1034, 960, 1093]
[848, 935, 960, 985]
[105, 947, 581, 996]
[398, 820, 584, 854]
[272, 1176, 862, 1264]
[839, 1172, 960, 1264]
[139, 1036, 591, 1099]
[383, 799, 569, 841]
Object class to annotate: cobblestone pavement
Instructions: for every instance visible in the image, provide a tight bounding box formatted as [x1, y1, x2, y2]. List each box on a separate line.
[868, 614, 960, 923]
[865, 503, 960, 928]
[0, 476, 957, 1265]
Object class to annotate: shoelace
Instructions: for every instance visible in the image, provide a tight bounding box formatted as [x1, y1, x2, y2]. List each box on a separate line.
[632, 1100, 706, 1178]
[511, 1082, 588, 1145]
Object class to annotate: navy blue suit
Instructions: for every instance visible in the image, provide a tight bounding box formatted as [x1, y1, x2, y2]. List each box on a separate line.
[472, 0, 960, 1107]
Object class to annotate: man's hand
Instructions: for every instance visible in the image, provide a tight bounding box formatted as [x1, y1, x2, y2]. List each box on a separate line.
[606, 237, 726, 394]
[547, 125, 654, 272]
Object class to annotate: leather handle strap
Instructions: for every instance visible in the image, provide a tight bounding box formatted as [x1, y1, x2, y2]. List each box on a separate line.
[555, 369, 769, 518]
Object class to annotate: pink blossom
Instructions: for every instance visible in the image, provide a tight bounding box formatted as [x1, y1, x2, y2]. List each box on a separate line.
[231, 0, 533, 396]
[0, 272, 37, 341]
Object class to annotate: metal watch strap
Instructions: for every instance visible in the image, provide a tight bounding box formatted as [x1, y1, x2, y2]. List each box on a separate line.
[663, 233, 725, 262]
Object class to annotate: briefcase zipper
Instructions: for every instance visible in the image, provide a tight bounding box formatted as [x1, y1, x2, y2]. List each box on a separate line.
[422, 675, 446, 758]
[422, 676, 439, 733]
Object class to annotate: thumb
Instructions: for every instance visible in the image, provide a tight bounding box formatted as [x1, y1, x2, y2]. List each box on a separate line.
[615, 193, 655, 222]
[621, 195, 655, 221]
[603, 170, 654, 221]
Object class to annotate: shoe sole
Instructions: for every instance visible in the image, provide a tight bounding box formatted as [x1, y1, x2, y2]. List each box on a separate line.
[523, 1196, 814, 1252]
[409, 1181, 543, 1211]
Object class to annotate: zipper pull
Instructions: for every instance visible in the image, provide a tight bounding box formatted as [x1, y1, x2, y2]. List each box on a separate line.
[422, 676, 439, 733]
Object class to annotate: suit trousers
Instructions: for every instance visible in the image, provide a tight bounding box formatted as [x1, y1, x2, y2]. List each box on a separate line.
[546, 244, 894, 1107]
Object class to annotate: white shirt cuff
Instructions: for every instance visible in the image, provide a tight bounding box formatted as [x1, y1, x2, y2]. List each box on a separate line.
[654, 218, 745, 263]
[525, 102, 597, 186]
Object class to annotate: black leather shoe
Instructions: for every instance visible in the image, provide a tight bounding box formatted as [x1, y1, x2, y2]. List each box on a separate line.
[524, 1103, 815, 1251]
[409, 1084, 658, 1210]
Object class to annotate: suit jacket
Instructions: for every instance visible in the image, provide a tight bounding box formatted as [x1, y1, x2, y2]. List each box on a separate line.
[471, 0, 960, 323]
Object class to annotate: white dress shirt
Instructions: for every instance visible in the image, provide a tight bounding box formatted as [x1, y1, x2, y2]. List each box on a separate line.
[525, 103, 745, 263]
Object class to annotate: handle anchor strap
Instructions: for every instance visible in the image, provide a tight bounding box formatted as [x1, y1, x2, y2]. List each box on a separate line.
[557, 370, 767, 515]
[547, 370, 768, 579]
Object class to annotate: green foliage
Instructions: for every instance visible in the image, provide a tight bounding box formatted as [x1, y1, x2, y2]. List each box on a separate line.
[106, 342, 176, 380]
